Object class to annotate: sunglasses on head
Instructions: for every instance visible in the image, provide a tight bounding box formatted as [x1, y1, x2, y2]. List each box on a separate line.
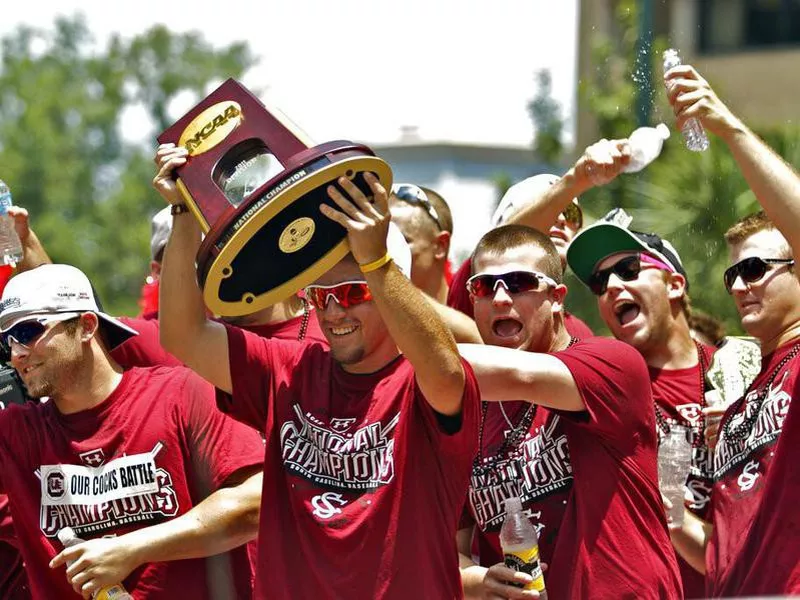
[391, 184, 442, 231]
[0, 312, 82, 352]
[561, 201, 583, 229]
[304, 281, 373, 311]
[588, 253, 673, 296]
[723, 256, 795, 294]
[466, 270, 557, 298]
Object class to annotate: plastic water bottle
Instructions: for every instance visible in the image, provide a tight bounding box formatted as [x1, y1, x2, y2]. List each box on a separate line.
[662, 49, 710, 152]
[622, 124, 671, 173]
[0, 181, 23, 267]
[499, 497, 548, 598]
[657, 426, 693, 527]
[57, 528, 134, 599]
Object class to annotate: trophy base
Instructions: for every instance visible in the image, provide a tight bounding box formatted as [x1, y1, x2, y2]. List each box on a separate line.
[190, 145, 392, 316]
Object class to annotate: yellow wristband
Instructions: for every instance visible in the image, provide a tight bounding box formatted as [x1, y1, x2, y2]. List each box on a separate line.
[359, 252, 393, 273]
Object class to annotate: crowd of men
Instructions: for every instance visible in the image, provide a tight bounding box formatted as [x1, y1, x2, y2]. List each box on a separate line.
[0, 63, 795, 600]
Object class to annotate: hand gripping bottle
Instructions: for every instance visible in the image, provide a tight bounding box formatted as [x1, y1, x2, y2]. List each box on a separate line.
[499, 497, 548, 598]
[622, 124, 671, 173]
[0, 180, 23, 267]
[662, 49, 709, 152]
[57, 528, 134, 599]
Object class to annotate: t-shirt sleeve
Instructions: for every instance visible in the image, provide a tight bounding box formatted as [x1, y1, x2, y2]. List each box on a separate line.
[215, 324, 306, 432]
[415, 357, 481, 457]
[446, 259, 475, 318]
[554, 338, 653, 447]
[179, 370, 264, 493]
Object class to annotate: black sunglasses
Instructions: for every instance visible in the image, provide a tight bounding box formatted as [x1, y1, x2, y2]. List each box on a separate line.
[466, 270, 557, 297]
[391, 184, 442, 230]
[723, 257, 795, 293]
[0, 314, 81, 353]
[588, 255, 642, 296]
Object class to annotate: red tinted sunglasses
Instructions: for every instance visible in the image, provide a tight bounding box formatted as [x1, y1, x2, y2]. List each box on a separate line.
[304, 281, 373, 310]
[467, 270, 557, 298]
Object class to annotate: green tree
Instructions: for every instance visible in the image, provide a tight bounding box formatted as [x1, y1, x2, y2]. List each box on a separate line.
[528, 70, 564, 165]
[0, 15, 255, 315]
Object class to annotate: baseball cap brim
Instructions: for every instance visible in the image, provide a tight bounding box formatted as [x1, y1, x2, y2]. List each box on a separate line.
[566, 222, 658, 287]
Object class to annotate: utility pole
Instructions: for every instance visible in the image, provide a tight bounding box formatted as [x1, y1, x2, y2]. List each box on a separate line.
[635, 0, 654, 126]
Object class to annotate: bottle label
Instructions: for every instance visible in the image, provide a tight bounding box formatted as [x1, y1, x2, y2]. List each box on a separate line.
[0, 192, 11, 214]
[504, 545, 546, 592]
[95, 584, 130, 600]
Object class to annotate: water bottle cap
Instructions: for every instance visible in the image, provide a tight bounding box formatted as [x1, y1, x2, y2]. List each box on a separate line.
[655, 123, 671, 140]
[57, 527, 77, 544]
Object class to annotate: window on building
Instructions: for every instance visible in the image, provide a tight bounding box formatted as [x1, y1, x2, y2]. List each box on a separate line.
[699, 0, 800, 53]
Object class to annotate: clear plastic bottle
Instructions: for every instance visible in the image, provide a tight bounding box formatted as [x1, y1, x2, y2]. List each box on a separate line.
[662, 49, 710, 152]
[499, 497, 548, 598]
[0, 180, 23, 267]
[622, 123, 671, 173]
[57, 528, 134, 600]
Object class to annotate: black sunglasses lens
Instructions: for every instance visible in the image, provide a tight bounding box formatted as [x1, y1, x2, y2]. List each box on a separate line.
[3, 322, 47, 348]
[469, 275, 496, 297]
[563, 203, 582, 227]
[726, 257, 768, 291]
[589, 256, 640, 295]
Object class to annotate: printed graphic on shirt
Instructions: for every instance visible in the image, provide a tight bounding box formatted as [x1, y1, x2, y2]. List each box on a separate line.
[280, 404, 400, 491]
[715, 370, 791, 480]
[468, 416, 572, 532]
[38, 443, 180, 538]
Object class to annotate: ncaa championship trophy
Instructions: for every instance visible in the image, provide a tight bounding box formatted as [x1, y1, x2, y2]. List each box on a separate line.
[158, 79, 393, 316]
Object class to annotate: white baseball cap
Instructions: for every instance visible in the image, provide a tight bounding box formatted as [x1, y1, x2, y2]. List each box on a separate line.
[150, 206, 173, 261]
[0, 264, 138, 350]
[491, 173, 578, 227]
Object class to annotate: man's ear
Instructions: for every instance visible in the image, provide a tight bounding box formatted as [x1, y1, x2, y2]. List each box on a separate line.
[434, 231, 451, 261]
[667, 272, 687, 302]
[551, 283, 568, 314]
[79, 312, 101, 343]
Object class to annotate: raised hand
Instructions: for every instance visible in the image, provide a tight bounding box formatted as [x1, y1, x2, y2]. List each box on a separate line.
[573, 138, 632, 189]
[320, 172, 390, 266]
[665, 64, 745, 139]
[152, 143, 189, 206]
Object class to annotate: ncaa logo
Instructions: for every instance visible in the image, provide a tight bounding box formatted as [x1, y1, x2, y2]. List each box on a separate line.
[46, 469, 65, 500]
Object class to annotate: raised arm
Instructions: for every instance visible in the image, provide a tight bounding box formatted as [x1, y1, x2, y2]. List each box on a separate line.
[322, 174, 466, 416]
[154, 144, 232, 392]
[505, 138, 631, 231]
[51, 467, 262, 598]
[667, 65, 800, 252]
[458, 343, 585, 411]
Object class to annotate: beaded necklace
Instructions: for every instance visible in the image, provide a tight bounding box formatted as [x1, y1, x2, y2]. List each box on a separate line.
[472, 337, 578, 477]
[654, 340, 708, 447]
[721, 341, 800, 443]
[297, 297, 310, 342]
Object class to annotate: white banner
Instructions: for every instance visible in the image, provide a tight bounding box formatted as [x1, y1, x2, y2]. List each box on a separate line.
[41, 451, 161, 506]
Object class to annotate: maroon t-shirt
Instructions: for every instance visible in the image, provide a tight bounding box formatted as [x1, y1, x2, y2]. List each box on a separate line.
[707, 342, 800, 596]
[447, 258, 594, 338]
[0, 367, 264, 599]
[217, 327, 481, 599]
[0, 497, 27, 600]
[114, 312, 327, 369]
[649, 344, 715, 599]
[465, 338, 681, 599]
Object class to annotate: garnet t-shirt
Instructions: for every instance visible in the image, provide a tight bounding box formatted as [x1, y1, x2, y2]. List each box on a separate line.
[465, 402, 572, 568]
[0, 367, 264, 600]
[218, 326, 480, 599]
[446, 258, 594, 338]
[548, 338, 681, 599]
[649, 344, 715, 598]
[707, 341, 800, 596]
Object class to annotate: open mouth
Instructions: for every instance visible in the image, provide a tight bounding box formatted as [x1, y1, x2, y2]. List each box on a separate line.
[492, 317, 523, 338]
[549, 228, 568, 243]
[614, 301, 641, 326]
[329, 324, 358, 337]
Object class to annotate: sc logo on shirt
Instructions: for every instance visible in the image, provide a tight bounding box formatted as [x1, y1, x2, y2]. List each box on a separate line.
[45, 469, 66, 500]
[311, 492, 348, 520]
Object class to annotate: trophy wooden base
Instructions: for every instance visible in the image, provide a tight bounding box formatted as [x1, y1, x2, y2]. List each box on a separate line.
[178, 141, 392, 316]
